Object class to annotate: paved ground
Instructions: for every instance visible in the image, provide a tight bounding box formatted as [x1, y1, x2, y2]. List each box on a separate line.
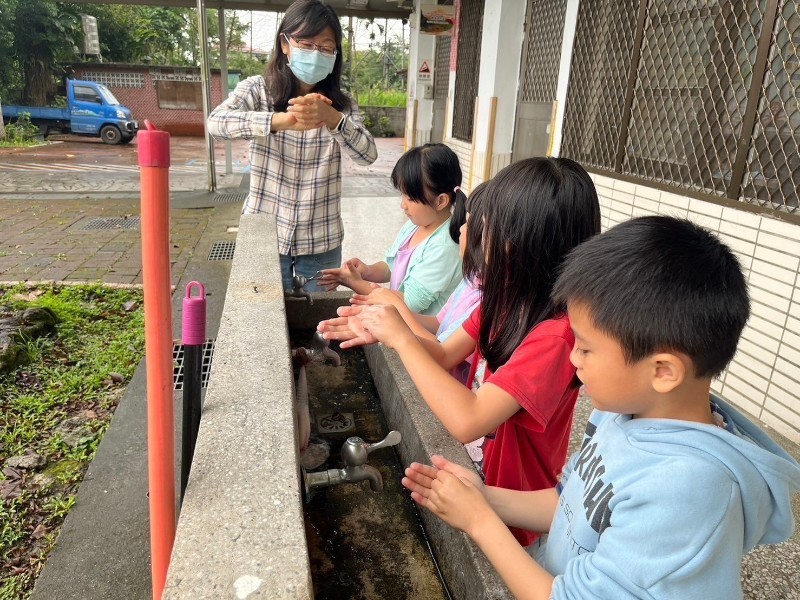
[0, 136, 404, 286]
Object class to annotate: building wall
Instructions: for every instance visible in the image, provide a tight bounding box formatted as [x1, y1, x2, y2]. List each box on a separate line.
[71, 64, 230, 136]
[592, 173, 800, 443]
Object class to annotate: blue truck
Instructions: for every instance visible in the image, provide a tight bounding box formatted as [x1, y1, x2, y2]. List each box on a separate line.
[2, 79, 138, 145]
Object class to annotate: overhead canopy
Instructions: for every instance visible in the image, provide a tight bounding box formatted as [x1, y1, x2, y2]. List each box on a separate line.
[75, 0, 412, 19]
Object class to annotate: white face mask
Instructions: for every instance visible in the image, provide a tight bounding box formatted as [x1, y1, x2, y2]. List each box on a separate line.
[284, 35, 336, 85]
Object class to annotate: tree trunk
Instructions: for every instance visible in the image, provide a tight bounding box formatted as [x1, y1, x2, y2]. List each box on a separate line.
[23, 53, 53, 106]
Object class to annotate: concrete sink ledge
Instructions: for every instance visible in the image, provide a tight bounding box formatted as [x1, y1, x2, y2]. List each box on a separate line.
[164, 214, 508, 598]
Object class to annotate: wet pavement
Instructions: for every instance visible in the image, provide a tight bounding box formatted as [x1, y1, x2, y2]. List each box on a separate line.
[0, 135, 404, 285]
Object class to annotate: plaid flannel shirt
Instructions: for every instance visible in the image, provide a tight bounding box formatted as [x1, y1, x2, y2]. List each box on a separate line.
[207, 75, 377, 256]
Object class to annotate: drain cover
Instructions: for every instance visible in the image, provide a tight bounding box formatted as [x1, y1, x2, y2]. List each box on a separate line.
[208, 241, 235, 261]
[172, 339, 216, 391]
[317, 412, 355, 433]
[80, 216, 141, 230]
[214, 192, 247, 204]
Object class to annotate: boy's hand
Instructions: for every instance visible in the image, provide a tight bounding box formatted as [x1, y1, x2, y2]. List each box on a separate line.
[404, 455, 485, 495]
[402, 456, 491, 536]
[317, 306, 379, 348]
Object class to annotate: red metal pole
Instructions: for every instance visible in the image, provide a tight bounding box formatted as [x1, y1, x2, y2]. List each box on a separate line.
[138, 119, 176, 600]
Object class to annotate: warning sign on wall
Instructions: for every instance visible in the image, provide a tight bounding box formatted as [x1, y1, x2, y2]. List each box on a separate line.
[418, 60, 433, 84]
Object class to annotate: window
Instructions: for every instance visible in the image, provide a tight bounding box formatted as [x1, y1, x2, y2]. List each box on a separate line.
[74, 85, 101, 104]
[452, 0, 484, 141]
[561, 0, 799, 214]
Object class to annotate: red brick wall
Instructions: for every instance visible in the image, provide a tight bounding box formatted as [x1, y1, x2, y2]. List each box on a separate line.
[71, 64, 238, 136]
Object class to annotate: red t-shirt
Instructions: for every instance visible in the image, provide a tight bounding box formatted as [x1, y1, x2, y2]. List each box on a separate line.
[463, 309, 579, 546]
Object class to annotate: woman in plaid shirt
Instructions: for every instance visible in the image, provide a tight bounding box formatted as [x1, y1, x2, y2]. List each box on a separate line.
[207, 0, 377, 290]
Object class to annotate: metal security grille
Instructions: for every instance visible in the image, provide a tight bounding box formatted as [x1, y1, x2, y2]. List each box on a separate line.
[207, 241, 236, 261]
[452, 0, 484, 141]
[151, 69, 202, 82]
[80, 217, 141, 230]
[434, 35, 451, 100]
[213, 192, 247, 204]
[560, 0, 638, 170]
[623, 3, 763, 198]
[520, 0, 567, 103]
[172, 339, 216, 391]
[740, 2, 800, 211]
[561, 0, 798, 215]
[83, 72, 145, 88]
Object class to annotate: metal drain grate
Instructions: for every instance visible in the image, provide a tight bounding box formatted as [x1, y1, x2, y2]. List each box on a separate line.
[208, 241, 236, 261]
[81, 216, 141, 230]
[172, 339, 216, 391]
[317, 412, 355, 433]
[213, 192, 247, 204]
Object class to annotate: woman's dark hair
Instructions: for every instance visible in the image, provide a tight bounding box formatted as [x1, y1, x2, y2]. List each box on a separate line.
[390, 143, 467, 243]
[264, 0, 351, 113]
[462, 157, 601, 372]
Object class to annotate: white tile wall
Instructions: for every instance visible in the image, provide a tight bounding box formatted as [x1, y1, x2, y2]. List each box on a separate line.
[446, 138, 474, 195]
[594, 173, 800, 443]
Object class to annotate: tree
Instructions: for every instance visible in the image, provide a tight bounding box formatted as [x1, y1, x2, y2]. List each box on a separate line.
[13, 0, 81, 105]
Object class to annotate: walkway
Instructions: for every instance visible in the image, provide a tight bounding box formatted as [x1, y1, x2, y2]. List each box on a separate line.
[0, 137, 404, 286]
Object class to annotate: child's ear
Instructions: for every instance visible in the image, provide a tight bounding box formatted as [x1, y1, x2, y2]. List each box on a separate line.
[649, 352, 686, 394]
[435, 193, 450, 211]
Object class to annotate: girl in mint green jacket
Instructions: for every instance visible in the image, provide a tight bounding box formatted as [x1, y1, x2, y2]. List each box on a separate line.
[320, 144, 466, 315]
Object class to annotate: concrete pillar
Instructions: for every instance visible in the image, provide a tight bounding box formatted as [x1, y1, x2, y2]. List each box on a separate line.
[197, 0, 216, 192]
[472, 0, 527, 185]
[405, 2, 436, 148]
[551, 0, 580, 157]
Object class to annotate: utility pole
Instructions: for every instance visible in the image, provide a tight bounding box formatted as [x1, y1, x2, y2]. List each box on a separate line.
[384, 18, 389, 90]
[348, 15, 355, 95]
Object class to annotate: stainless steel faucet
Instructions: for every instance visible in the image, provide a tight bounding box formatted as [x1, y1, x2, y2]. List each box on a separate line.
[284, 275, 313, 304]
[310, 331, 341, 366]
[304, 431, 402, 494]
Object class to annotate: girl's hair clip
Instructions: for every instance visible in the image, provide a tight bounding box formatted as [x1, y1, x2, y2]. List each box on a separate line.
[453, 186, 461, 194]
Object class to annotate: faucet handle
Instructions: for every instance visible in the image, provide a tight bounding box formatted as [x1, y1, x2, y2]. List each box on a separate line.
[366, 430, 402, 455]
[292, 275, 308, 290]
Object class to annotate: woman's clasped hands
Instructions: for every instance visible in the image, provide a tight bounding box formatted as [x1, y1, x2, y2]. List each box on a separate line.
[277, 93, 341, 132]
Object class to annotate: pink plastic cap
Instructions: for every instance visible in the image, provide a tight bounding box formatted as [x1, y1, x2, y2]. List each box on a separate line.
[138, 120, 171, 168]
[182, 281, 206, 345]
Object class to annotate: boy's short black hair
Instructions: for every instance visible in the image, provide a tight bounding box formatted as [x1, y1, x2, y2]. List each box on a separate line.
[552, 216, 750, 377]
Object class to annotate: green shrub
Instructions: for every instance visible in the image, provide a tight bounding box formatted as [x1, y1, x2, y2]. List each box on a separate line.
[357, 87, 407, 108]
[1, 112, 42, 146]
[378, 115, 395, 138]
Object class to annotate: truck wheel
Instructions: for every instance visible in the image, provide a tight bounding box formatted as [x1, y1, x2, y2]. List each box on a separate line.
[100, 125, 122, 145]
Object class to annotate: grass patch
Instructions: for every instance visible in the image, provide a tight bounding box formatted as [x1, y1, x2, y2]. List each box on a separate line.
[0, 283, 145, 599]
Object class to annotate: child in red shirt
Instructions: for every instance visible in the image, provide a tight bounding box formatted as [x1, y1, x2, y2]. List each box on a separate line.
[318, 157, 601, 547]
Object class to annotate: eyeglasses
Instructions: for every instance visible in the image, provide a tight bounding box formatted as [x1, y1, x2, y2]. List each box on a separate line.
[283, 34, 338, 57]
